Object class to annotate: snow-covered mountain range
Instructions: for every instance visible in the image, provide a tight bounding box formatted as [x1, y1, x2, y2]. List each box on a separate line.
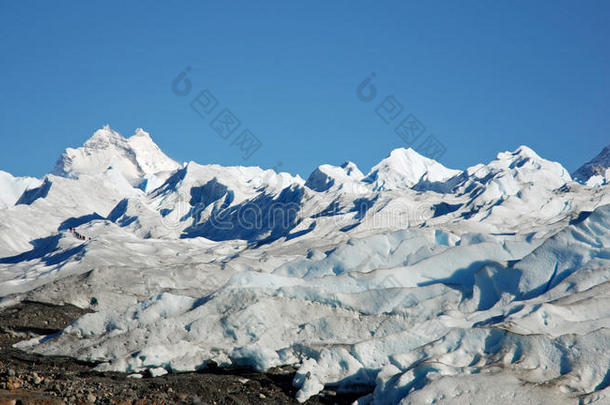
[1, 126, 609, 404]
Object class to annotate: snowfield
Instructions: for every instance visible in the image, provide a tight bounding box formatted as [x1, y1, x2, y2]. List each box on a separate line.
[2, 126, 610, 404]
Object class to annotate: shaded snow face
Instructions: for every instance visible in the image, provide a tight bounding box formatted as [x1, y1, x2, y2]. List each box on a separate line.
[573, 145, 610, 185]
[2, 130, 610, 404]
[0, 170, 41, 208]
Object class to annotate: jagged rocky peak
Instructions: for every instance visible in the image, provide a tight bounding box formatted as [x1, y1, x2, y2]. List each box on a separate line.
[82, 125, 125, 148]
[52, 125, 181, 185]
[573, 144, 610, 186]
[339, 161, 364, 178]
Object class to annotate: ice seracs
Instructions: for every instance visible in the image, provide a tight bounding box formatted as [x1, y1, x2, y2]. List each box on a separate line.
[17, 205, 610, 403]
[2, 128, 610, 404]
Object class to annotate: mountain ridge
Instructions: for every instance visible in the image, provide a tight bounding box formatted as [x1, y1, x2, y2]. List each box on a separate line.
[1, 126, 610, 404]
[2, 126, 606, 200]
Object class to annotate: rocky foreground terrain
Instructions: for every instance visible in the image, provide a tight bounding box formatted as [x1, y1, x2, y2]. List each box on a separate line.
[0, 301, 360, 405]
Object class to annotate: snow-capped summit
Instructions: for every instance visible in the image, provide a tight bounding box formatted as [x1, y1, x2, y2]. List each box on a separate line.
[499, 144, 539, 160]
[52, 125, 181, 187]
[491, 145, 571, 185]
[572, 145, 610, 186]
[461, 145, 571, 188]
[448, 145, 572, 213]
[363, 147, 460, 190]
[81, 125, 125, 149]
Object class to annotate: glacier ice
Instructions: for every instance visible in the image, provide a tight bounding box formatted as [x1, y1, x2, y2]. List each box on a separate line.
[1, 127, 610, 404]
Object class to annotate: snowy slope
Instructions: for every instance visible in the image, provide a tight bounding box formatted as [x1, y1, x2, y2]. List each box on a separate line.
[0, 170, 142, 257]
[1, 127, 610, 404]
[16, 205, 610, 403]
[0, 170, 41, 209]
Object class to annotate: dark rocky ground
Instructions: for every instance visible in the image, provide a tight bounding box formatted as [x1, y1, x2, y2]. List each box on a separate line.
[0, 301, 368, 405]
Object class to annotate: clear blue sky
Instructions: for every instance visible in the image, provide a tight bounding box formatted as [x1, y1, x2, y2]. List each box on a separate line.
[1, 0, 608, 178]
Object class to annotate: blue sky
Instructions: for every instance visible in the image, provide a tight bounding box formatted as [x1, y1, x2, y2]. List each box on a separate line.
[1, 1, 608, 178]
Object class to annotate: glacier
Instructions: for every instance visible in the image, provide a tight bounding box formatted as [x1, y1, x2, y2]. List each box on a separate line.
[1, 126, 610, 404]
